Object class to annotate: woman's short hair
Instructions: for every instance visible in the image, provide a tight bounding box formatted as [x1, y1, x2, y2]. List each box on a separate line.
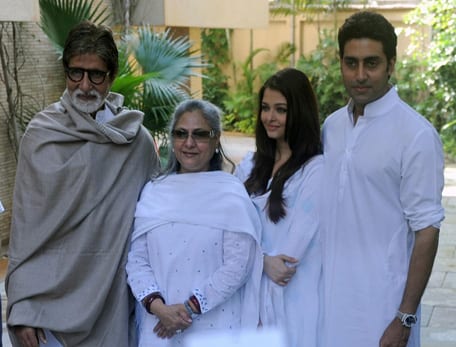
[164, 99, 234, 173]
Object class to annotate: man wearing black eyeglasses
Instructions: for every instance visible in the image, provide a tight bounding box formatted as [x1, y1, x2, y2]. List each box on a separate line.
[6, 21, 160, 347]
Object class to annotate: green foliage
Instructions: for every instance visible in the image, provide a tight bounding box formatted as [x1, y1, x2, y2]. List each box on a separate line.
[120, 27, 205, 138]
[391, 58, 446, 128]
[405, 0, 456, 158]
[39, 0, 110, 56]
[223, 92, 257, 134]
[296, 30, 346, 121]
[111, 43, 158, 106]
[201, 29, 230, 110]
[441, 119, 456, 159]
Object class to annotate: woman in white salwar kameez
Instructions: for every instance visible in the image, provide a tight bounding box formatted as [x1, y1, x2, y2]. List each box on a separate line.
[126, 99, 262, 347]
[235, 68, 323, 347]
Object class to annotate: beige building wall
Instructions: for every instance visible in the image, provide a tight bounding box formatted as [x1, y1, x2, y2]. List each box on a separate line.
[131, 0, 269, 29]
[229, 7, 426, 71]
[0, 0, 39, 22]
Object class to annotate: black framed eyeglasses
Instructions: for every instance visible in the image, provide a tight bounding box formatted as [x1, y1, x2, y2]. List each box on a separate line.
[171, 128, 216, 143]
[65, 67, 110, 85]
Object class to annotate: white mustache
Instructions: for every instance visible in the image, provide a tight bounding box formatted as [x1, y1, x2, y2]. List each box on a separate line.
[74, 89, 100, 98]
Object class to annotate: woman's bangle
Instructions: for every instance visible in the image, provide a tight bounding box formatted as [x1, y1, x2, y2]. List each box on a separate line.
[183, 300, 194, 317]
[189, 295, 201, 314]
[142, 292, 165, 314]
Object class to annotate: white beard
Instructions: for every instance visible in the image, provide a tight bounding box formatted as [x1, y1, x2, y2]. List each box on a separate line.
[70, 89, 106, 114]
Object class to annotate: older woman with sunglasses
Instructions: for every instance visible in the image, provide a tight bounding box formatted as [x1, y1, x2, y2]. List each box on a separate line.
[126, 99, 263, 347]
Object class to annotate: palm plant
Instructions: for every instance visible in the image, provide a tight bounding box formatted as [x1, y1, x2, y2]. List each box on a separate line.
[117, 27, 206, 142]
[39, 0, 110, 56]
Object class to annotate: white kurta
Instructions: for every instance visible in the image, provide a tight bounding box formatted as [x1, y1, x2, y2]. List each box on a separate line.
[126, 171, 263, 347]
[321, 87, 445, 347]
[235, 153, 324, 347]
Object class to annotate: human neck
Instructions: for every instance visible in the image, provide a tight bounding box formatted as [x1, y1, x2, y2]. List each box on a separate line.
[353, 106, 364, 125]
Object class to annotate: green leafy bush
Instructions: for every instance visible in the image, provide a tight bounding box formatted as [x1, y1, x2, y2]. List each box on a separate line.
[201, 29, 230, 110]
[296, 30, 346, 123]
[405, 0, 456, 158]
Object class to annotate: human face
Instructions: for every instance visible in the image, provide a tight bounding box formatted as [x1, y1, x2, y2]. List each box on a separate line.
[341, 38, 395, 116]
[261, 88, 287, 142]
[172, 111, 220, 174]
[66, 53, 112, 114]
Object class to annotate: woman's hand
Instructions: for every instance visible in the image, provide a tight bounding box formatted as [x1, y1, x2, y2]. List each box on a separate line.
[263, 254, 298, 286]
[152, 303, 193, 339]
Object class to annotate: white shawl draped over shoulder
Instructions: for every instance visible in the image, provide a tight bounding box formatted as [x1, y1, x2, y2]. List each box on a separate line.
[133, 172, 261, 243]
[129, 171, 263, 341]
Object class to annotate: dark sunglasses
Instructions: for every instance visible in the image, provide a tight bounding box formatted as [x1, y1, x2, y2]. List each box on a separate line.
[65, 67, 110, 85]
[171, 128, 216, 143]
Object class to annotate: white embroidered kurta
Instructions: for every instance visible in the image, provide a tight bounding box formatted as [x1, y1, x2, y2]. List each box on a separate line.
[235, 153, 323, 347]
[321, 87, 445, 347]
[126, 171, 262, 347]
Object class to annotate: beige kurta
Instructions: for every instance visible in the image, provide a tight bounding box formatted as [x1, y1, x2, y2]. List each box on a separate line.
[6, 91, 160, 346]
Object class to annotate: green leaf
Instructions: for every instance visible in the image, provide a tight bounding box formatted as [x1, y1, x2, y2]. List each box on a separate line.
[39, 0, 110, 56]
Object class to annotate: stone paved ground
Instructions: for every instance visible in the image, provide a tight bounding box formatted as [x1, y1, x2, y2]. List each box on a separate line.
[421, 164, 456, 347]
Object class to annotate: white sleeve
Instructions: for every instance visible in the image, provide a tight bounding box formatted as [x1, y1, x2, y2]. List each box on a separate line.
[126, 233, 161, 302]
[400, 127, 445, 231]
[194, 231, 256, 313]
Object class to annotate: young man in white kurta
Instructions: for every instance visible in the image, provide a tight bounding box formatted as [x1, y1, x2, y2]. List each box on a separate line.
[321, 11, 445, 347]
[322, 87, 444, 346]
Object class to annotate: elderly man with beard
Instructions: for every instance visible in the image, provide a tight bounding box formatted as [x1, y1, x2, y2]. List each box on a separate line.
[5, 21, 160, 347]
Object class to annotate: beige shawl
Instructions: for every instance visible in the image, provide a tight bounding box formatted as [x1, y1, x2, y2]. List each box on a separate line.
[6, 91, 159, 346]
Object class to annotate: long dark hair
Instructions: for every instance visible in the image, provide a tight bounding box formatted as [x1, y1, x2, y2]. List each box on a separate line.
[244, 68, 322, 223]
